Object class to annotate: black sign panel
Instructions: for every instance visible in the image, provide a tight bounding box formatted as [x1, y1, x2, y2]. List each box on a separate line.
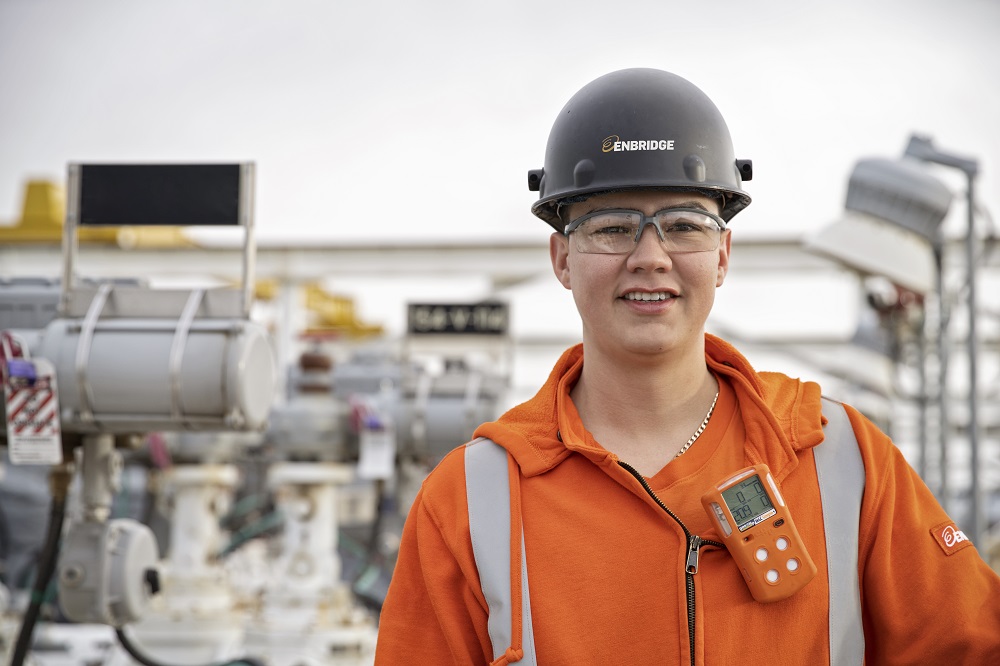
[78, 164, 243, 226]
[407, 302, 509, 335]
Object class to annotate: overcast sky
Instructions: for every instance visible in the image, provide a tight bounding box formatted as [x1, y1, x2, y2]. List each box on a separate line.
[1, 0, 998, 246]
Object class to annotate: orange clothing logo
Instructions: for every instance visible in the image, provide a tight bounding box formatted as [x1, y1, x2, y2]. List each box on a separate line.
[931, 520, 974, 556]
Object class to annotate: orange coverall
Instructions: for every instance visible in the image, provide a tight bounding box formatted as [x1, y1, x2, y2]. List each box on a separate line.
[376, 336, 1000, 664]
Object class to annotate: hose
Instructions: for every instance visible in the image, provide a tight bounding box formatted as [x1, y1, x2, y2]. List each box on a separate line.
[9, 463, 73, 666]
[115, 626, 266, 666]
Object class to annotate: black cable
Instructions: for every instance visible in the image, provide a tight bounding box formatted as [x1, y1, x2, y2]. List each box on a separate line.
[364, 479, 387, 559]
[115, 626, 266, 666]
[0, 496, 10, 584]
[216, 509, 284, 558]
[9, 465, 72, 666]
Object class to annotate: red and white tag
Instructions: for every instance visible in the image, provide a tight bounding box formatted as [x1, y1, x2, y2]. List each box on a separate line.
[4, 357, 63, 465]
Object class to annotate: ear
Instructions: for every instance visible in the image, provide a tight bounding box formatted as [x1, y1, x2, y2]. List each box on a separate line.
[716, 230, 733, 287]
[549, 232, 572, 290]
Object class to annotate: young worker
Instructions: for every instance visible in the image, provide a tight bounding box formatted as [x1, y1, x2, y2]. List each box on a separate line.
[374, 68, 1000, 664]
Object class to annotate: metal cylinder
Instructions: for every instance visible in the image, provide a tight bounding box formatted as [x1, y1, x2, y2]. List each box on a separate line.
[37, 317, 275, 433]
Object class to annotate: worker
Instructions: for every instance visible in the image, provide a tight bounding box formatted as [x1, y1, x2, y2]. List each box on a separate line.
[374, 68, 1000, 664]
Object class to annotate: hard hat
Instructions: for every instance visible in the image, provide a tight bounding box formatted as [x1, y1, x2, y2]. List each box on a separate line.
[528, 68, 752, 232]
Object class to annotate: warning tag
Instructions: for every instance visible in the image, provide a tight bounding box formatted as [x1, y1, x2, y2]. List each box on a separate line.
[357, 426, 396, 481]
[4, 357, 63, 465]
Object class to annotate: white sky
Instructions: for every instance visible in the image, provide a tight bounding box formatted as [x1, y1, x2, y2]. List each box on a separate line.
[1, 0, 998, 245]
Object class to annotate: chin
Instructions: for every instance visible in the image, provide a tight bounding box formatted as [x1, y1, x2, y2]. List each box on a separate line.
[617, 337, 680, 357]
[622, 330, 702, 357]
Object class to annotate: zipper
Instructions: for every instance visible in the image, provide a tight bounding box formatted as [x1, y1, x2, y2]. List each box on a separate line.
[618, 460, 724, 666]
[686, 535, 703, 574]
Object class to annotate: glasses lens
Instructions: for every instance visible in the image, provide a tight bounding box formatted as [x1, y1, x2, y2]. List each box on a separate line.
[572, 212, 641, 254]
[654, 210, 722, 253]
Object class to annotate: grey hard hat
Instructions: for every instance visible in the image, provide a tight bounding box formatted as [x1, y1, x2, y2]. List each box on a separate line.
[528, 68, 752, 232]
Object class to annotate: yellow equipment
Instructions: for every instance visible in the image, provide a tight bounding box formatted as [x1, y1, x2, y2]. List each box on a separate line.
[0, 180, 195, 248]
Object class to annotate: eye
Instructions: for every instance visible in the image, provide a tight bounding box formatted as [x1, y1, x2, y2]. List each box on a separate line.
[664, 221, 706, 234]
[592, 224, 633, 236]
[581, 212, 638, 236]
[659, 210, 717, 235]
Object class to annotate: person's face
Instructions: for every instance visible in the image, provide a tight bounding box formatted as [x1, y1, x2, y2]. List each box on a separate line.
[549, 190, 732, 360]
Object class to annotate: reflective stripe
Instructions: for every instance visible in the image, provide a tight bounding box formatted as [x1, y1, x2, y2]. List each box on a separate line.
[519, 536, 536, 665]
[465, 438, 537, 664]
[468, 401, 865, 664]
[815, 398, 866, 666]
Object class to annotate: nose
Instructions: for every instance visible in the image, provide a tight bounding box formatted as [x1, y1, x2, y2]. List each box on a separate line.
[627, 220, 672, 270]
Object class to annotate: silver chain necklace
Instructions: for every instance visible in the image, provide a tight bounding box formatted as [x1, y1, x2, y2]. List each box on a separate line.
[674, 391, 720, 458]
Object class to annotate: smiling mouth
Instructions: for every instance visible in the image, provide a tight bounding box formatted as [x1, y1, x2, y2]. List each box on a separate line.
[623, 292, 674, 302]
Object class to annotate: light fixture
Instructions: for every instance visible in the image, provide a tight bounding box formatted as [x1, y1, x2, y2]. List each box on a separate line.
[805, 157, 953, 294]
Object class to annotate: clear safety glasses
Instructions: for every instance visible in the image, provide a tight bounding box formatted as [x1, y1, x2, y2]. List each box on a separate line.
[564, 207, 728, 255]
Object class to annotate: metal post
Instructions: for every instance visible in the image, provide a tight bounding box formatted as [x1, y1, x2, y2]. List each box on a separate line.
[240, 163, 257, 320]
[61, 164, 82, 316]
[916, 307, 928, 482]
[965, 174, 982, 546]
[935, 246, 949, 510]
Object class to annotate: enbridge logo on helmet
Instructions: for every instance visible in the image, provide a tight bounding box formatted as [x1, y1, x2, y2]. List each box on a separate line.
[602, 134, 675, 153]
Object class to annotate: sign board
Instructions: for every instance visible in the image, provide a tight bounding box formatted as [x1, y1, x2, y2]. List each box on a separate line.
[64, 162, 257, 318]
[407, 302, 509, 336]
[79, 164, 243, 226]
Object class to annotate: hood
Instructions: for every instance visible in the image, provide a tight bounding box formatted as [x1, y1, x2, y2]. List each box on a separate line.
[473, 334, 826, 483]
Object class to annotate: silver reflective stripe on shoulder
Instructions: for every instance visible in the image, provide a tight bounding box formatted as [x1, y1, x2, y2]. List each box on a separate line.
[465, 437, 537, 664]
[815, 398, 865, 666]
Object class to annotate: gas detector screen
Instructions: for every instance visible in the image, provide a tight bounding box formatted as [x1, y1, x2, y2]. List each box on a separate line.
[721, 474, 776, 532]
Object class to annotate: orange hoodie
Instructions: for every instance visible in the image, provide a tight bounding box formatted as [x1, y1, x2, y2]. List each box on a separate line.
[376, 336, 1000, 664]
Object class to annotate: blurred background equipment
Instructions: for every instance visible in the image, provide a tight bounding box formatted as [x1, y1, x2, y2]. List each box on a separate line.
[0, 164, 283, 666]
[0, 164, 515, 665]
[806, 135, 996, 551]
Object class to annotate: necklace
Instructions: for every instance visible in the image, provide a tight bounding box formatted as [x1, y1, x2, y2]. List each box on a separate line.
[674, 391, 719, 458]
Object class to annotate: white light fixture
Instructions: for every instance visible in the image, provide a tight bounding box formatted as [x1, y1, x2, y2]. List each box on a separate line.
[805, 157, 953, 294]
[806, 209, 937, 294]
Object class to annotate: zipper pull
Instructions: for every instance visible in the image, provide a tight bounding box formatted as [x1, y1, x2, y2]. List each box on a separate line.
[686, 535, 702, 574]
